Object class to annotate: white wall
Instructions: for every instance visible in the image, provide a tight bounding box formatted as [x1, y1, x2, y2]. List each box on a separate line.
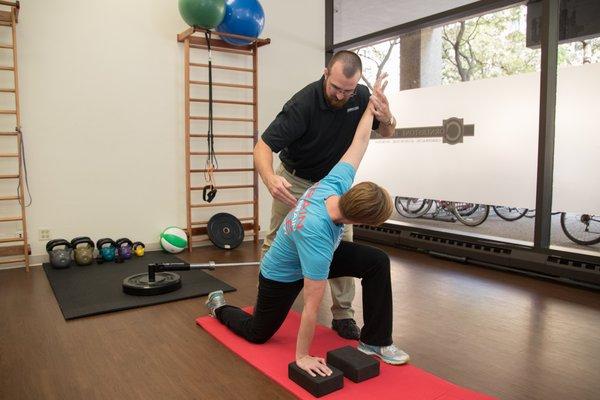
[2, 0, 324, 265]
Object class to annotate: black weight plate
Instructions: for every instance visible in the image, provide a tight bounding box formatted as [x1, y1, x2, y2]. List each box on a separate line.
[122, 272, 182, 296]
[207, 213, 244, 249]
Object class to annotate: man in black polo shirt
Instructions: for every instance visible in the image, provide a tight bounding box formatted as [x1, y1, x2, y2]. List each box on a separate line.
[254, 50, 396, 340]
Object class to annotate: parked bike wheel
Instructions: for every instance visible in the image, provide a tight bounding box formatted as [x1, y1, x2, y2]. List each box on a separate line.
[395, 197, 433, 218]
[454, 202, 479, 217]
[493, 206, 528, 221]
[452, 203, 489, 226]
[560, 212, 600, 245]
[525, 209, 535, 218]
[525, 209, 560, 218]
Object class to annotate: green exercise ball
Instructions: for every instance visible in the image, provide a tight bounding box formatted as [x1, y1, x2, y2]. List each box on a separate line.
[178, 0, 226, 29]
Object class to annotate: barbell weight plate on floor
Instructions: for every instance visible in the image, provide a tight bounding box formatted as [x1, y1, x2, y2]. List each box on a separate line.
[121, 260, 260, 296]
[122, 272, 182, 296]
[207, 213, 244, 249]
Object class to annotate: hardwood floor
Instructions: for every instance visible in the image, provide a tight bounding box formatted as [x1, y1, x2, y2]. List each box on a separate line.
[1, 241, 598, 400]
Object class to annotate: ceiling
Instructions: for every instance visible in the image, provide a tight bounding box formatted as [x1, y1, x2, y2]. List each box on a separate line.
[333, 0, 480, 44]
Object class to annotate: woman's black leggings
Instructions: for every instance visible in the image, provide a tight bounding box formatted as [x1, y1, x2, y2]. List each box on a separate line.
[215, 241, 393, 346]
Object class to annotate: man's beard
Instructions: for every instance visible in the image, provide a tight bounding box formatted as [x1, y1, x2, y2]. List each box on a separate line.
[325, 93, 349, 109]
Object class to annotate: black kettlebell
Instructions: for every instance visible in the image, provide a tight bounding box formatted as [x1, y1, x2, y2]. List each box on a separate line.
[71, 236, 95, 266]
[46, 239, 73, 269]
[116, 238, 133, 260]
[97, 238, 117, 262]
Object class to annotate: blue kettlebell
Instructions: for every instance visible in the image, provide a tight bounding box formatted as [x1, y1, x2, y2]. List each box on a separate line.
[96, 238, 117, 262]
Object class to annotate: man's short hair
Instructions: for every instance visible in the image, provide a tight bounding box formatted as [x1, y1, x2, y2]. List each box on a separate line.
[339, 182, 393, 226]
[327, 50, 362, 78]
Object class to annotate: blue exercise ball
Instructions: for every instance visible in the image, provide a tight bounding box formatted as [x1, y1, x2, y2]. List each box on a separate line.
[216, 0, 265, 46]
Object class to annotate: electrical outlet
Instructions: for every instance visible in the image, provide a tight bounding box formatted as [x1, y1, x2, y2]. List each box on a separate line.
[16, 230, 23, 238]
[39, 229, 50, 241]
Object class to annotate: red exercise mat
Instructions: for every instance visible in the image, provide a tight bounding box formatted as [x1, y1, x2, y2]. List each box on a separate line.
[196, 308, 495, 400]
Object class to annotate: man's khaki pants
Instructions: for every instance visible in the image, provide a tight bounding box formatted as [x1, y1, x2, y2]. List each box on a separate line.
[261, 164, 355, 320]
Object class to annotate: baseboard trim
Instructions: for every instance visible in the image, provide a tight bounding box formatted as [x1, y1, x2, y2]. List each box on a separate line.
[1, 232, 267, 271]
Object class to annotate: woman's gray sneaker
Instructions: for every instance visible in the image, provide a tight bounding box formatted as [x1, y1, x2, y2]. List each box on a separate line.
[357, 342, 410, 365]
[205, 290, 227, 317]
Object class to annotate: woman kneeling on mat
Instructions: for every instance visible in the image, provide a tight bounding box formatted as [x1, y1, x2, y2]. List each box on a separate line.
[205, 74, 409, 377]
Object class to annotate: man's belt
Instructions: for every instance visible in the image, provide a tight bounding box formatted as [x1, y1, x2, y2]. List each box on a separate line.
[282, 163, 319, 183]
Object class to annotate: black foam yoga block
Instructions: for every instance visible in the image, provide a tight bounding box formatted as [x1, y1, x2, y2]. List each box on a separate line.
[326, 346, 380, 383]
[288, 362, 344, 397]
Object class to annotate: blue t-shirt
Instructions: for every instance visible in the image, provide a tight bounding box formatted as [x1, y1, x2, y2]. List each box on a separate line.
[260, 162, 356, 282]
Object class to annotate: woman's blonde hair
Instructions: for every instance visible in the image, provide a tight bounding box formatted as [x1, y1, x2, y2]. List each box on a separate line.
[339, 182, 393, 226]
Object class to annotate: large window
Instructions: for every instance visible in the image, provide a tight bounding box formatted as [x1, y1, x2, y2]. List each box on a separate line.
[343, 1, 600, 254]
[356, 5, 600, 89]
[350, 4, 548, 245]
[551, 30, 600, 255]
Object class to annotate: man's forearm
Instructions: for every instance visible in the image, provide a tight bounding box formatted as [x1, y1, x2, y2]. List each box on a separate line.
[253, 139, 275, 185]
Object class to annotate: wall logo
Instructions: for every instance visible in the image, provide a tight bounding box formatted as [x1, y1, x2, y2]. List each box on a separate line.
[372, 117, 474, 145]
